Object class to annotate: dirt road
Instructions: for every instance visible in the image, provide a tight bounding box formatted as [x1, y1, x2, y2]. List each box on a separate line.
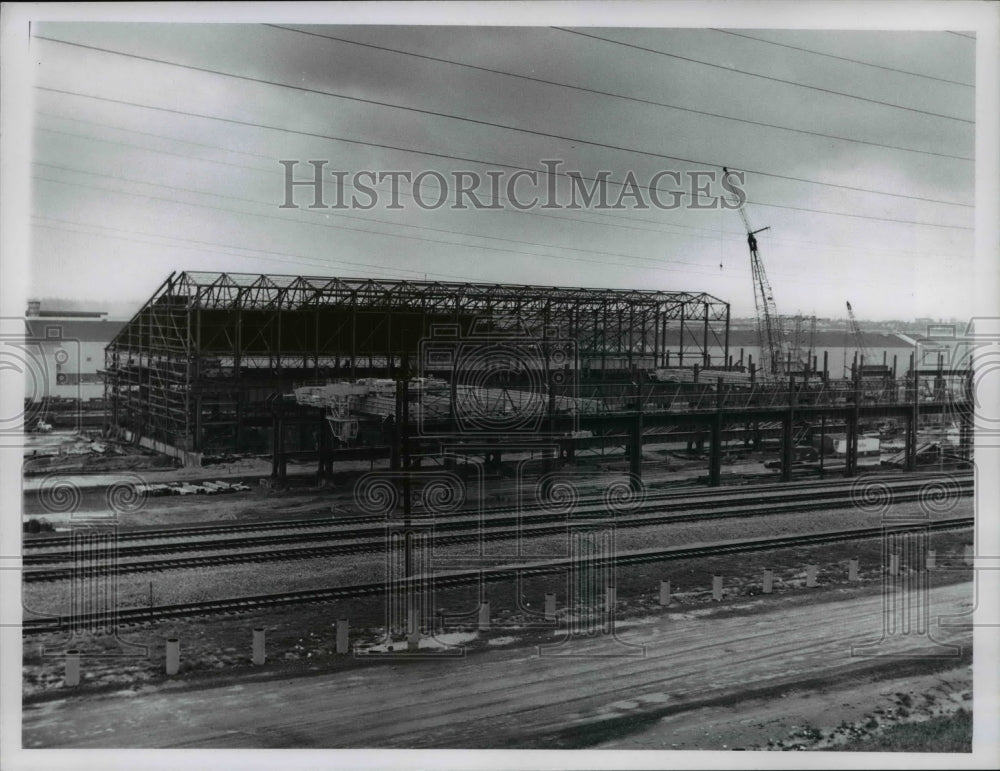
[22, 581, 972, 749]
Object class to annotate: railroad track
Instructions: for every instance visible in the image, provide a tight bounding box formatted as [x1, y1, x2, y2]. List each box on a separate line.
[22, 473, 974, 580]
[21, 517, 974, 635]
[21, 476, 973, 581]
[23, 470, 973, 554]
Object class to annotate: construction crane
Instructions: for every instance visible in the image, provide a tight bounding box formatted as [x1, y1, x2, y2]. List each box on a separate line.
[846, 300, 891, 400]
[723, 167, 786, 379]
[787, 313, 818, 373]
[845, 300, 874, 376]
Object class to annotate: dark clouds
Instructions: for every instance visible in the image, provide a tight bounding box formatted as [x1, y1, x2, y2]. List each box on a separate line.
[27, 21, 977, 319]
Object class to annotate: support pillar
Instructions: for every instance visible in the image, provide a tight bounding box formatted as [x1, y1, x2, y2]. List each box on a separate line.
[819, 415, 826, 476]
[905, 370, 918, 471]
[708, 412, 722, 487]
[271, 412, 281, 478]
[781, 376, 795, 482]
[845, 381, 859, 477]
[959, 411, 973, 461]
[781, 414, 794, 482]
[317, 408, 329, 481]
[629, 407, 642, 488]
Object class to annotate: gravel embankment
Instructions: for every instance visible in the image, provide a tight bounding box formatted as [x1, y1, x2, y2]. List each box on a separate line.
[22, 498, 972, 617]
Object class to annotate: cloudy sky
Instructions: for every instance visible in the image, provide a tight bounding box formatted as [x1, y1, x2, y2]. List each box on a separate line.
[14, 7, 988, 320]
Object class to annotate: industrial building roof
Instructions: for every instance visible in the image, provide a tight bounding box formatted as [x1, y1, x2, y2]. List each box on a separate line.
[25, 318, 126, 343]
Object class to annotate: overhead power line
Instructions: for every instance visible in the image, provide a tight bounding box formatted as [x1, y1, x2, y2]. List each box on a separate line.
[32, 171, 737, 278]
[552, 27, 974, 124]
[31, 215, 483, 282]
[33, 35, 973, 208]
[36, 119, 971, 263]
[34, 86, 974, 231]
[28, 209, 937, 294]
[29, 207, 895, 293]
[709, 29, 974, 87]
[35, 122, 748, 246]
[266, 24, 972, 162]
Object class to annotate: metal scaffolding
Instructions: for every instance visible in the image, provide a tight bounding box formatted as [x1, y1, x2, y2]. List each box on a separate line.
[104, 271, 731, 456]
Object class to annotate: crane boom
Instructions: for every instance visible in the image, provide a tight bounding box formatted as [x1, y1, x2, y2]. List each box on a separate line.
[845, 299, 891, 401]
[723, 167, 786, 378]
[845, 300, 874, 372]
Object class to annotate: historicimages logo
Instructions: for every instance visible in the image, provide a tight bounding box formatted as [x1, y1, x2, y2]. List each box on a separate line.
[0, 317, 81, 444]
[278, 160, 746, 212]
[917, 317, 1000, 446]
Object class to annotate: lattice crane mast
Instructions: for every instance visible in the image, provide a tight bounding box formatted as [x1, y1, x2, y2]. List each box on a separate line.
[787, 314, 818, 372]
[845, 300, 874, 375]
[723, 167, 786, 378]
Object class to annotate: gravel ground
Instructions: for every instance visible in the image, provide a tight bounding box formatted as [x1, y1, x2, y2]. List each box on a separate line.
[22, 498, 972, 620]
[22, 540, 974, 699]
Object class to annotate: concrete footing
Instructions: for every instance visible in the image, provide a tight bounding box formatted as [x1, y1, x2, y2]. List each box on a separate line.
[336, 618, 349, 654]
[806, 564, 818, 588]
[926, 549, 937, 570]
[848, 557, 860, 582]
[762, 569, 773, 594]
[964, 543, 974, 566]
[544, 593, 556, 621]
[64, 650, 80, 687]
[658, 580, 671, 606]
[712, 575, 723, 602]
[889, 552, 900, 576]
[252, 628, 266, 665]
[406, 607, 420, 651]
[165, 638, 180, 675]
[478, 602, 490, 632]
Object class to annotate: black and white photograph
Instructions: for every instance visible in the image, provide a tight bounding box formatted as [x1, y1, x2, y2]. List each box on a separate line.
[1, 2, 998, 769]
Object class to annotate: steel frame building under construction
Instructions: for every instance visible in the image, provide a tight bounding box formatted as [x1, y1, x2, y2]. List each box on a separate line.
[104, 271, 731, 459]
